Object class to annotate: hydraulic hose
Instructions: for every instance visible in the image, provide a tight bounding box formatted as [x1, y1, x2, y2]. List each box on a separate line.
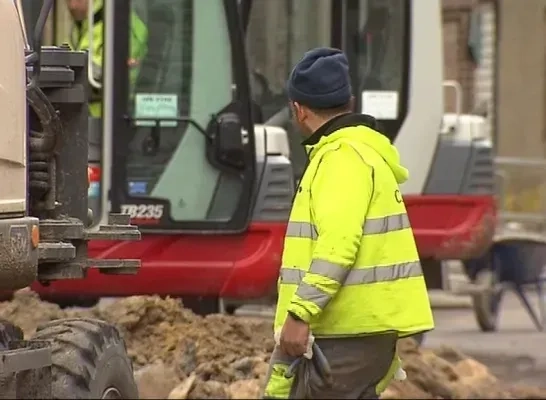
[26, 83, 64, 200]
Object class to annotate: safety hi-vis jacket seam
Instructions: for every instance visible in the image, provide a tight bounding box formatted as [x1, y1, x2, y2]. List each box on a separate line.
[285, 212, 411, 240]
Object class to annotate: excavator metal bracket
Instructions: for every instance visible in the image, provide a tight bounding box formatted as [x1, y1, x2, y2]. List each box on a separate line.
[39, 219, 85, 241]
[87, 258, 140, 275]
[84, 213, 141, 241]
[37, 214, 141, 280]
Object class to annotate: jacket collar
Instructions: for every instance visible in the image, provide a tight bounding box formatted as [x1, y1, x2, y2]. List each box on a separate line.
[302, 113, 381, 147]
[301, 113, 379, 146]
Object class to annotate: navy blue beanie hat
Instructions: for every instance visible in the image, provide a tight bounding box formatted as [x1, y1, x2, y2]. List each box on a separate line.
[287, 47, 352, 109]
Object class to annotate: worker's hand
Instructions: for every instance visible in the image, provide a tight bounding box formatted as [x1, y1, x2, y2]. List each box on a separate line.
[279, 314, 310, 357]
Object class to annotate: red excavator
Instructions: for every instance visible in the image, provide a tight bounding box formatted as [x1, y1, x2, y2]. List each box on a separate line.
[25, 0, 495, 313]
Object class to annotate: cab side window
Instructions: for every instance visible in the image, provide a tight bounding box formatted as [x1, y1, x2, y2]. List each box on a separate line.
[125, 0, 240, 222]
[245, 0, 332, 179]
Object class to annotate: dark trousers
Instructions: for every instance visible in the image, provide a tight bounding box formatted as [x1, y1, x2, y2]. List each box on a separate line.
[262, 333, 397, 399]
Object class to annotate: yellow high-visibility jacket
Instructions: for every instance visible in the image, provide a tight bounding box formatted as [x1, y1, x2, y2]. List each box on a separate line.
[274, 117, 435, 337]
[68, 0, 148, 117]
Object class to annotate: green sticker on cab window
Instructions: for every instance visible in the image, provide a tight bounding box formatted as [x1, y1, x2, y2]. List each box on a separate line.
[134, 93, 178, 127]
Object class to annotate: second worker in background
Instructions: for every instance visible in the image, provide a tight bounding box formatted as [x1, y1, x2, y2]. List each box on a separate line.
[65, 0, 148, 117]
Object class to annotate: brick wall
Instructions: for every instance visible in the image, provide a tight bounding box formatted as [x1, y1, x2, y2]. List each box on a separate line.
[496, 0, 546, 157]
[441, 0, 480, 113]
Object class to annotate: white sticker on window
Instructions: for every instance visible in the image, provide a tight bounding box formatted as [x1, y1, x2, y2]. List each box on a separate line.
[135, 93, 178, 127]
[361, 91, 399, 120]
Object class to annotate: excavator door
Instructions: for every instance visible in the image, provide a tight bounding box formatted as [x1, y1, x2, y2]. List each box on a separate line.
[93, 0, 256, 232]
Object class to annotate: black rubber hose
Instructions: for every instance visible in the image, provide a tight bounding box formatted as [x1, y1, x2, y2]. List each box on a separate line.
[27, 85, 63, 155]
[26, 83, 64, 200]
[29, 0, 55, 84]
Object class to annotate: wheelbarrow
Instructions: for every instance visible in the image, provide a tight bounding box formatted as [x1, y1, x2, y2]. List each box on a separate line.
[462, 229, 546, 332]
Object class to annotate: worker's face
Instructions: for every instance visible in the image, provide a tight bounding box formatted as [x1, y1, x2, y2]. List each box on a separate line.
[290, 102, 313, 137]
[66, 0, 89, 22]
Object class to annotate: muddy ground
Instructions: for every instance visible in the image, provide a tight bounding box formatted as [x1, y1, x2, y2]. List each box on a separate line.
[0, 289, 545, 399]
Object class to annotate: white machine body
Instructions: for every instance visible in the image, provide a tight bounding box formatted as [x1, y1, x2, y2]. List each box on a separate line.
[0, 0, 28, 216]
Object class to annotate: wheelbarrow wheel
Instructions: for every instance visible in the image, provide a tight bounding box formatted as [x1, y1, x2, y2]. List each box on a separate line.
[472, 269, 503, 332]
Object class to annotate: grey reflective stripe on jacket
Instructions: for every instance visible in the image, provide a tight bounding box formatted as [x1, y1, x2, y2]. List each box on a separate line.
[282, 261, 422, 310]
[285, 221, 319, 240]
[281, 261, 422, 286]
[285, 212, 411, 240]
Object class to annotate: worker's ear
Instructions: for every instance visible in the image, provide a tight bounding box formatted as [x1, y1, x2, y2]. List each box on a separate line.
[292, 101, 308, 122]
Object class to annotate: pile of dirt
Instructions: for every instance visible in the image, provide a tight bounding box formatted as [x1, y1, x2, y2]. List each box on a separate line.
[0, 289, 79, 334]
[94, 294, 274, 399]
[382, 339, 546, 399]
[0, 290, 545, 399]
[0, 290, 274, 398]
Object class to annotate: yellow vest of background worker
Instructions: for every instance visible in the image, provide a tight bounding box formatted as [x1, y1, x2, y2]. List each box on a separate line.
[274, 125, 435, 337]
[68, 0, 148, 118]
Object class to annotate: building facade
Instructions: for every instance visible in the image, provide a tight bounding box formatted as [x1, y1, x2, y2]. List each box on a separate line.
[444, 0, 546, 158]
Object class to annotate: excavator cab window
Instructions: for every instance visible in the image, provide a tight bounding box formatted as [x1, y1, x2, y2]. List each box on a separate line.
[349, 0, 409, 141]
[244, 0, 409, 179]
[244, 0, 332, 181]
[107, 0, 255, 231]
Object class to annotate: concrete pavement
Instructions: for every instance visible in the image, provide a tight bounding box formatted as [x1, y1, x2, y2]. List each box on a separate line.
[424, 291, 546, 387]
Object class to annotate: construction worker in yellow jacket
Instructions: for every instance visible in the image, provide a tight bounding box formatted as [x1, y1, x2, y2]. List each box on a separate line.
[65, 0, 148, 117]
[263, 47, 434, 399]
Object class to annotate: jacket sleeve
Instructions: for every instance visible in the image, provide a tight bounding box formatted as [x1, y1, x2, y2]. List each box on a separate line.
[128, 15, 149, 95]
[129, 14, 149, 61]
[91, 39, 104, 83]
[288, 145, 374, 323]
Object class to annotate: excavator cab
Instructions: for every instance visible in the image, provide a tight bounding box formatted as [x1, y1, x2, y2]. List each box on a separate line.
[94, 0, 420, 231]
[88, 0, 259, 232]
